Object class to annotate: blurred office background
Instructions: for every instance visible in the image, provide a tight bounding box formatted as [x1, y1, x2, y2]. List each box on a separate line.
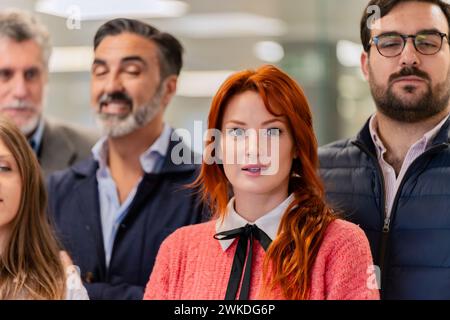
[0, 0, 377, 148]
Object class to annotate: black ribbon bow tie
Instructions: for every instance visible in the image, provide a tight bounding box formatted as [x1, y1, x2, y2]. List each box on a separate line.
[214, 223, 272, 300]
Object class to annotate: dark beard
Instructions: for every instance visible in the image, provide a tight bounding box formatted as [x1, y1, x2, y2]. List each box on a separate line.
[369, 66, 450, 123]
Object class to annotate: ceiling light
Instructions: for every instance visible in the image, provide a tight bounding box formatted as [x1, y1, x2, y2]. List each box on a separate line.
[177, 70, 235, 97]
[49, 46, 93, 73]
[336, 40, 363, 67]
[166, 13, 286, 38]
[35, 0, 188, 20]
[254, 41, 284, 63]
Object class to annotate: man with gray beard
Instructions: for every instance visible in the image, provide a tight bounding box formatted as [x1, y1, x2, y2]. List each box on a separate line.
[0, 10, 98, 178]
[319, 0, 450, 299]
[47, 19, 204, 299]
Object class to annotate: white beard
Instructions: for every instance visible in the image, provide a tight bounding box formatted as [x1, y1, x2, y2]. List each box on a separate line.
[20, 114, 41, 136]
[0, 100, 41, 136]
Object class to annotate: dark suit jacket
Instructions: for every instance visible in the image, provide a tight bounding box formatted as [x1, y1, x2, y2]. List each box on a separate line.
[39, 118, 99, 178]
[47, 139, 206, 299]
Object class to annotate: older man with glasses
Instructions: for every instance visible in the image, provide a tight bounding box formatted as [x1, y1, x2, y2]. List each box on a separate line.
[319, 0, 450, 299]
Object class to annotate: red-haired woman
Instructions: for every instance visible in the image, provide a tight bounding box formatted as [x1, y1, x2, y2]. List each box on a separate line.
[144, 65, 379, 300]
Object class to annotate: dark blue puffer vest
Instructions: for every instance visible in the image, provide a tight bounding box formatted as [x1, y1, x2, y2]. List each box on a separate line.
[319, 117, 450, 300]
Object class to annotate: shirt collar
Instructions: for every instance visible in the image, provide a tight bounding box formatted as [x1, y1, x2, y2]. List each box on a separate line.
[369, 114, 386, 158]
[28, 117, 44, 154]
[369, 113, 450, 159]
[91, 136, 108, 171]
[140, 122, 171, 172]
[91, 122, 172, 174]
[215, 194, 295, 251]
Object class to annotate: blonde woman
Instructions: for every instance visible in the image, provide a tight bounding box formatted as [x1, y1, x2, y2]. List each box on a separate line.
[0, 116, 88, 299]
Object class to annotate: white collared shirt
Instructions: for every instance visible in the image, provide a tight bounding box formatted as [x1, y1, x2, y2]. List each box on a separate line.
[215, 194, 295, 251]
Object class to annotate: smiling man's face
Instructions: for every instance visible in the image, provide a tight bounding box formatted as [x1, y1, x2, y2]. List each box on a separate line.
[91, 32, 164, 137]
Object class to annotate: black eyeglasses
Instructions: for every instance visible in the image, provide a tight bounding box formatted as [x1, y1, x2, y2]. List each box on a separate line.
[369, 31, 449, 57]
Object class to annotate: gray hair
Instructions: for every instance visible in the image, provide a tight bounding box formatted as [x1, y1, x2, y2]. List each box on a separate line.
[0, 9, 51, 69]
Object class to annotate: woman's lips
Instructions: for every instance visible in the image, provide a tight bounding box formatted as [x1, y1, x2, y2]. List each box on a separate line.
[241, 164, 269, 176]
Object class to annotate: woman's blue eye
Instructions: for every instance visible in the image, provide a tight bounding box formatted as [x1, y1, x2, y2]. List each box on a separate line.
[227, 128, 246, 137]
[264, 128, 281, 137]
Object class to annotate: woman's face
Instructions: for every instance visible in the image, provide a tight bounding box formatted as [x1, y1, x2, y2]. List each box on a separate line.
[0, 138, 22, 238]
[221, 90, 295, 197]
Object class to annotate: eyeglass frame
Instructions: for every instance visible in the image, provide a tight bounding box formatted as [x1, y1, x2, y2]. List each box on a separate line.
[367, 30, 450, 57]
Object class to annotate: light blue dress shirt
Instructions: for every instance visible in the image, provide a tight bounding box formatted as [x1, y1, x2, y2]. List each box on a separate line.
[91, 123, 172, 267]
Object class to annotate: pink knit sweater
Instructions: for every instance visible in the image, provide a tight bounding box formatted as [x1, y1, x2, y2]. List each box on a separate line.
[144, 219, 379, 300]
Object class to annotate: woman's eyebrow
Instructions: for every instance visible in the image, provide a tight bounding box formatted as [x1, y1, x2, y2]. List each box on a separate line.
[261, 118, 284, 126]
[224, 120, 247, 126]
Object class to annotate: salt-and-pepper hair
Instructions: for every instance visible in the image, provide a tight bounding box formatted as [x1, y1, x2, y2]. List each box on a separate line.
[0, 9, 51, 68]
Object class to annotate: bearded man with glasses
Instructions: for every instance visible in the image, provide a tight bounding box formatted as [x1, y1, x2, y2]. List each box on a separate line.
[319, 0, 450, 300]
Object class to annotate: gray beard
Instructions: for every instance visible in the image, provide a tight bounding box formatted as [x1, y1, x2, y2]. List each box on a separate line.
[96, 87, 164, 138]
[369, 70, 450, 123]
[19, 114, 41, 136]
[0, 100, 41, 136]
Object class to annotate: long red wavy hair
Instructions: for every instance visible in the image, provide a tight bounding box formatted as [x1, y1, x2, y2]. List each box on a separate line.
[193, 64, 336, 299]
